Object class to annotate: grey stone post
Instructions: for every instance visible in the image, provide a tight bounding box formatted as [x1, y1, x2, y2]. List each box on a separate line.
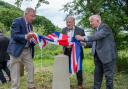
[52, 54, 70, 89]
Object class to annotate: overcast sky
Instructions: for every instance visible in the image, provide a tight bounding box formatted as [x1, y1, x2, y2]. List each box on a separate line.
[2, 0, 73, 28]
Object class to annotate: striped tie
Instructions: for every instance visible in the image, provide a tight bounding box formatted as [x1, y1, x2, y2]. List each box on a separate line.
[27, 24, 31, 32]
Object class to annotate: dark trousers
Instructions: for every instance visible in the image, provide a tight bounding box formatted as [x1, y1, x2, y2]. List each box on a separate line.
[0, 61, 10, 83]
[76, 70, 83, 86]
[65, 48, 83, 86]
[93, 53, 115, 89]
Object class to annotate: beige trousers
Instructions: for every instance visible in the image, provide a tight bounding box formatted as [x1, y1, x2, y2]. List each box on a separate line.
[10, 48, 35, 89]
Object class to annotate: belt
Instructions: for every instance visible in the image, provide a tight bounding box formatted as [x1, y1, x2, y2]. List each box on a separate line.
[24, 47, 30, 49]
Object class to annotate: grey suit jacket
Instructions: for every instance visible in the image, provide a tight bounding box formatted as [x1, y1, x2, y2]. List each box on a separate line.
[86, 23, 116, 64]
[62, 26, 85, 59]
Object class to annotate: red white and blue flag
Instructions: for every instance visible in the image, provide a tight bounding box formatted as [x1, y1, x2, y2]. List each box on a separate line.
[31, 32, 82, 74]
[31, 32, 47, 49]
[70, 38, 82, 74]
[46, 32, 72, 46]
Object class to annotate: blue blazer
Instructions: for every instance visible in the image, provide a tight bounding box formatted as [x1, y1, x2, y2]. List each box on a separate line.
[7, 17, 34, 58]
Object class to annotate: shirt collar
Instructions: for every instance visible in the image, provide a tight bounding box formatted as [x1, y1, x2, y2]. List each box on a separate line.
[96, 24, 101, 31]
[24, 17, 28, 25]
[67, 26, 75, 31]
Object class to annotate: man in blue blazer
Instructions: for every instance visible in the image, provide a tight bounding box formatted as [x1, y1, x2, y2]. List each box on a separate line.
[7, 8, 36, 89]
[76, 15, 116, 89]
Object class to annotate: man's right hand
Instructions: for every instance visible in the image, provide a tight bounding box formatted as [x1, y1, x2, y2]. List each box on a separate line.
[75, 35, 85, 41]
[66, 45, 71, 48]
[25, 32, 33, 40]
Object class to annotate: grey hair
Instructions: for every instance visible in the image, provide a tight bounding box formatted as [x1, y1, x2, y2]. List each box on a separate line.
[24, 7, 35, 16]
[89, 15, 101, 23]
[66, 16, 75, 22]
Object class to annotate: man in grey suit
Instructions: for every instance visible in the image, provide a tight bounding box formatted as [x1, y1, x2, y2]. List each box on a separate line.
[62, 16, 85, 89]
[75, 15, 116, 89]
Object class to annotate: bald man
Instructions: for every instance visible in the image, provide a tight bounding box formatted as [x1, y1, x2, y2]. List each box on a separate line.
[76, 15, 117, 89]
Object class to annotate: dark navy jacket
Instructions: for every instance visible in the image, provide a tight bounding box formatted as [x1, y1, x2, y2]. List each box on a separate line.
[7, 17, 34, 58]
[62, 26, 85, 59]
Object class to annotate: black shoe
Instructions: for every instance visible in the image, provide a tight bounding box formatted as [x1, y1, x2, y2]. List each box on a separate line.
[78, 85, 84, 89]
[2, 80, 7, 84]
[28, 87, 36, 89]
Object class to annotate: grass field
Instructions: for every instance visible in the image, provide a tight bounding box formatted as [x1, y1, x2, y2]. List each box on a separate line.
[0, 46, 128, 89]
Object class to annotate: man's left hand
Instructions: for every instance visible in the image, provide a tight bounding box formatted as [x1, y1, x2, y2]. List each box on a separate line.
[75, 35, 84, 41]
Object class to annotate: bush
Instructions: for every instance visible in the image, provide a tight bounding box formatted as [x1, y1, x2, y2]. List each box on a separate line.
[117, 48, 128, 73]
[34, 44, 63, 60]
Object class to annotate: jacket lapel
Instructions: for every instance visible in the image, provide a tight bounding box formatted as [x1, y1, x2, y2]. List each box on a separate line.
[73, 26, 77, 37]
[21, 17, 28, 33]
[97, 23, 104, 31]
[64, 27, 68, 35]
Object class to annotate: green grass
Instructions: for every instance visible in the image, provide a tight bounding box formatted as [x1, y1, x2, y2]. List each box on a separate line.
[0, 47, 128, 89]
[117, 49, 128, 72]
[0, 59, 128, 89]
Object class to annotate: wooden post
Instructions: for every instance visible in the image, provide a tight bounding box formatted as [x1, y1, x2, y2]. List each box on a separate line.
[52, 54, 70, 89]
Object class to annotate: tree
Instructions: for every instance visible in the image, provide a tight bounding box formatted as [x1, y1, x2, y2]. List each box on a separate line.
[33, 16, 56, 35]
[15, 0, 49, 9]
[0, 8, 22, 31]
[63, 0, 128, 49]
[0, 22, 5, 32]
[63, 0, 128, 72]
[0, 1, 56, 35]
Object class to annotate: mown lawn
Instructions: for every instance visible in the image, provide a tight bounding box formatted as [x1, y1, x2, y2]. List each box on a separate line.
[0, 47, 128, 89]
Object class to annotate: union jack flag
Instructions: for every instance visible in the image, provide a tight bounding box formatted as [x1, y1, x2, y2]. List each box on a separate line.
[31, 32, 47, 49]
[31, 32, 82, 74]
[70, 38, 82, 74]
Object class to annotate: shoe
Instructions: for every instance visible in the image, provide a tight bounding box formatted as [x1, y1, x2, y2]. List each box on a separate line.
[78, 85, 84, 89]
[28, 87, 36, 89]
[1, 80, 7, 84]
[9, 76, 11, 82]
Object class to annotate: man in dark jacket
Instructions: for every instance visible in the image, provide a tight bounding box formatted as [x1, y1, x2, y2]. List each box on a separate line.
[62, 16, 85, 89]
[0, 31, 10, 83]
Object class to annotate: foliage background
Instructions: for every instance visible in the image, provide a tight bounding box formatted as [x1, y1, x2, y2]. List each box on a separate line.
[0, 0, 128, 89]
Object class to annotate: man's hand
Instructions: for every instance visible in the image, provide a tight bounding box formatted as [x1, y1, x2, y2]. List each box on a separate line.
[80, 41, 86, 46]
[25, 32, 33, 40]
[66, 45, 71, 48]
[75, 35, 85, 41]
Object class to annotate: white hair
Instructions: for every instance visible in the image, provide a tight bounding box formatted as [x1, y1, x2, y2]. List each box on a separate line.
[66, 16, 75, 22]
[24, 7, 35, 16]
[89, 15, 101, 23]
